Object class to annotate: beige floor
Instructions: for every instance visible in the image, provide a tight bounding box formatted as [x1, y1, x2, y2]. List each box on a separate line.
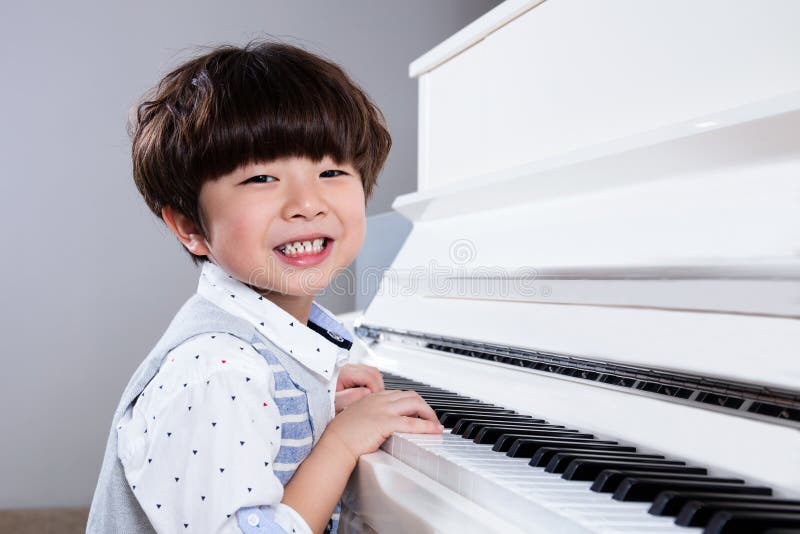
[0, 508, 88, 534]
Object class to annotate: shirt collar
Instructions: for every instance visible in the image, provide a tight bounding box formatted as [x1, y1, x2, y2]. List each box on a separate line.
[196, 261, 351, 381]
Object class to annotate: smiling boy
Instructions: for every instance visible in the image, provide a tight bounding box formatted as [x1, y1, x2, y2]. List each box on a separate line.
[87, 41, 442, 534]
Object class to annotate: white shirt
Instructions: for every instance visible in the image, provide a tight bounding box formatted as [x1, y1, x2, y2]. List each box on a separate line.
[117, 261, 350, 534]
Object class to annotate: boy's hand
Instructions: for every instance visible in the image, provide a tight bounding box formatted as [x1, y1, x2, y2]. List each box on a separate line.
[334, 364, 384, 413]
[324, 389, 443, 461]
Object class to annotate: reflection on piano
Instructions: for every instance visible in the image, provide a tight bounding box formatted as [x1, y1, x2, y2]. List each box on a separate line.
[339, 1, 800, 532]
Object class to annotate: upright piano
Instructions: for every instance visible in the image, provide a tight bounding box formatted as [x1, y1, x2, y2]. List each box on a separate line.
[339, 1, 800, 532]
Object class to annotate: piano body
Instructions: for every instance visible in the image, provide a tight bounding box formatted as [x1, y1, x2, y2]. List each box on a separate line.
[340, 1, 800, 532]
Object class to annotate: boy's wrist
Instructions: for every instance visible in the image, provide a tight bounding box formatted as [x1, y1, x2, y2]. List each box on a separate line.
[317, 429, 359, 470]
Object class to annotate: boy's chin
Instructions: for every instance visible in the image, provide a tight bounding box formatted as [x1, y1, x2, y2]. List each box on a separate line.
[282, 286, 328, 297]
[243, 278, 328, 297]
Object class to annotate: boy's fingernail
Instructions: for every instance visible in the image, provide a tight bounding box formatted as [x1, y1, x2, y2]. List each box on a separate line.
[438, 424, 444, 431]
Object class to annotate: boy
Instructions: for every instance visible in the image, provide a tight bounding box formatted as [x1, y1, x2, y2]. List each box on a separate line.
[87, 41, 442, 534]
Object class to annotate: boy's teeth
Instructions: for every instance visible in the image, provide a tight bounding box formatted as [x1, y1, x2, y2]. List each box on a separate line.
[279, 237, 327, 255]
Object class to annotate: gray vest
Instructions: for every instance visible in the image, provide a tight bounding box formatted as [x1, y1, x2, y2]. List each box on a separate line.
[86, 294, 334, 533]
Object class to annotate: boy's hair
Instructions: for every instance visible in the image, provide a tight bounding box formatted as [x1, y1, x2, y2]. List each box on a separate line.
[131, 40, 392, 265]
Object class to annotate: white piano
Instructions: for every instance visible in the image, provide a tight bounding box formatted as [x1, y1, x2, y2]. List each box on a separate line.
[339, 1, 800, 532]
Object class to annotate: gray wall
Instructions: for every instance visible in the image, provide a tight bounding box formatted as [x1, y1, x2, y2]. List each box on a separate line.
[0, 0, 500, 508]
[352, 212, 414, 311]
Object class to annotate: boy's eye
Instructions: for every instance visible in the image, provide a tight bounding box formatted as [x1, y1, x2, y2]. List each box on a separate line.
[244, 175, 277, 184]
[320, 169, 346, 178]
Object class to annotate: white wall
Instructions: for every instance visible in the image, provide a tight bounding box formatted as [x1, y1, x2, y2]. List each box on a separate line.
[0, 0, 500, 508]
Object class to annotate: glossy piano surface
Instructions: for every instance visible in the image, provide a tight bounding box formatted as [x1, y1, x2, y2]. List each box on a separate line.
[339, 0, 800, 532]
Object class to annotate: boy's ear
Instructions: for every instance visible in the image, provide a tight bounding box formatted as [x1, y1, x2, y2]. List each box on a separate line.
[161, 206, 211, 256]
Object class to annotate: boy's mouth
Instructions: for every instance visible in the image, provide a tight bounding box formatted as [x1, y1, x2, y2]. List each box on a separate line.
[274, 237, 331, 257]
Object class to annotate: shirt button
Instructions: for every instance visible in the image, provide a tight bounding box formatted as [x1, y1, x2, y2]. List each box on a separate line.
[247, 513, 260, 527]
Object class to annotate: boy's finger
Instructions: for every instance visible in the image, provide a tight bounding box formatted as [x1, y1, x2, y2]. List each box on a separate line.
[398, 415, 444, 435]
[334, 387, 371, 412]
[384, 389, 422, 401]
[392, 395, 438, 423]
[368, 366, 385, 392]
[353, 364, 383, 393]
[341, 364, 384, 392]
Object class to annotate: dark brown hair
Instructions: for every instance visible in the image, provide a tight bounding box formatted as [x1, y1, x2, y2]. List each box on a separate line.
[131, 40, 392, 265]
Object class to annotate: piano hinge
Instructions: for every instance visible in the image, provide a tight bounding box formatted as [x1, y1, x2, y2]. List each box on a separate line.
[356, 324, 800, 429]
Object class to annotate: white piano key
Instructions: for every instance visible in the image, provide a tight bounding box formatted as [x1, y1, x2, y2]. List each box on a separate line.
[382, 432, 701, 533]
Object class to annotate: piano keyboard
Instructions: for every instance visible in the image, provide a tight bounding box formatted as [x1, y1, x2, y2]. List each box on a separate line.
[381, 373, 800, 534]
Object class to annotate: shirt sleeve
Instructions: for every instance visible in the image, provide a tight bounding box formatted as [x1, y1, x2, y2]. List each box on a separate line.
[116, 334, 312, 534]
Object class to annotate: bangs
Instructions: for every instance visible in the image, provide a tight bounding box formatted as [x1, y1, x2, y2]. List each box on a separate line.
[185, 44, 378, 182]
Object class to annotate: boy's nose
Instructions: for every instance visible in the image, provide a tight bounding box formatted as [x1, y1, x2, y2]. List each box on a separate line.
[282, 184, 328, 220]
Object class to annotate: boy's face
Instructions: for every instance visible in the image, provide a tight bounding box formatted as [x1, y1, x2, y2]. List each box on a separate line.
[192, 156, 366, 297]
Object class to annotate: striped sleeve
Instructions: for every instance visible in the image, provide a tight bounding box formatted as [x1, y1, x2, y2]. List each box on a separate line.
[117, 333, 311, 534]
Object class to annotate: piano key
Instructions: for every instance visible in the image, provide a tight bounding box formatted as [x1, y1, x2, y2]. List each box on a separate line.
[413, 390, 482, 402]
[421, 396, 487, 405]
[530, 445, 639, 465]
[383, 431, 696, 533]
[441, 413, 545, 428]
[566, 462, 703, 482]
[425, 399, 502, 408]
[462, 422, 577, 439]
[506, 437, 620, 456]
[545, 453, 672, 474]
[612, 478, 770, 502]
[374, 373, 783, 533]
[472, 427, 593, 443]
[591, 471, 726, 493]
[434, 407, 520, 428]
[705, 511, 800, 534]
[453, 419, 560, 435]
[425, 399, 510, 409]
[649, 492, 800, 517]
[675, 500, 800, 527]
[431, 405, 516, 418]
[384, 383, 451, 393]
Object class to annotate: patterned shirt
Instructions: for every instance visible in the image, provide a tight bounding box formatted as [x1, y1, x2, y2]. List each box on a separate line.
[116, 261, 351, 533]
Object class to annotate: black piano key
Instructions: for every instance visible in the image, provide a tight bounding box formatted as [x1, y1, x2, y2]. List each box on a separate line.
[676, 501, 800, 528]
[545, 453, 670, 474]
[415, 391, 481, 399]
[472, 427, 593, 444]
[418, 394, 482, 403]
[381, 378, 420, 384]
[429, 402, 511, 410]
[432, 405, 515, 418]
[507, 437, 619, 456]
[649, 492, 799, 517]
[393, 385, 456, 394]
[402, 389, 457, 396]
[430, 399, 497, 409]
[382, 376, 429, 384]
[426, 399, 498, 408]
[440, 412, 544, 427]
[496, 434, 603, 453]
[437, 410, 526, 426]
[432, 406, 510, 418]
[705, 511, 800, 534]
[460, 420, 570, 437]
[611, 478, 770, 502]
[565, 461, 701, 481]
[453, 419, 557, 435]
[529, 445, 637, 465]
[592, 471, 728, 493]
[385, 383, 447, 392]
[463, 422, 564, 440]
